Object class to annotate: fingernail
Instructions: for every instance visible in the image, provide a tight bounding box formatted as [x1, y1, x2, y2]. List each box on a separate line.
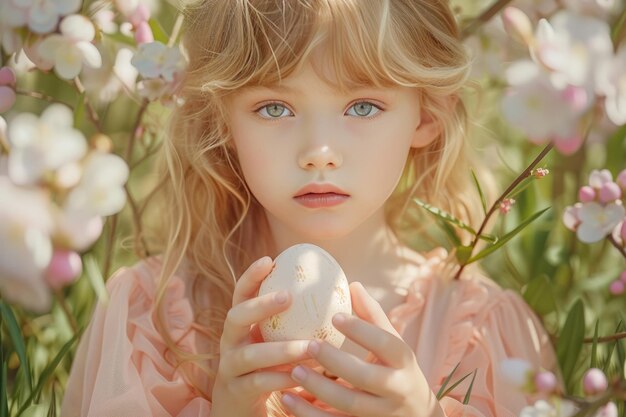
[292, 366, 306, 382]
[333, 312, 347, 325]
[308, 340, 320, 356]
[258, 256, 271, 267]
[275, 291, 288, 304]
[282, 392, 296, 407]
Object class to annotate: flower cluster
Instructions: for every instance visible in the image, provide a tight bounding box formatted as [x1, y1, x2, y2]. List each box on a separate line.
[0, 106, 129, 312]
[130, 41, 186, 102]
[500, 359, 618, 417]
[563, 169, 626, 244]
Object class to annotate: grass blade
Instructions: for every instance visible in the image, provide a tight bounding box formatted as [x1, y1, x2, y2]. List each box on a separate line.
[439, 370, 475, 399]
[463, 369, 478, 405]
[590, 320, 599, 369]
[466, 207, 550, 264]
[414, 199, 477, 236]
[471, 169, 488, 216]
[0, 302, 32, 392]
[436, 361, 460, 399]
[556, 299, 585, 393]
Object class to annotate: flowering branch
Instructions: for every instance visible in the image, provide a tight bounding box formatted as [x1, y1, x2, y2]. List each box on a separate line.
[454, 142, 554, 280]
[461, 0, 515, 39]
[15, 89, 73, 107]
[607, 235, 626, 259]
[582, 331, 626, 344]
[73, 77, 102, 132]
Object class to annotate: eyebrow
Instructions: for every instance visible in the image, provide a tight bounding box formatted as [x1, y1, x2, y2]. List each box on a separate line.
[242, 84, 386, 95]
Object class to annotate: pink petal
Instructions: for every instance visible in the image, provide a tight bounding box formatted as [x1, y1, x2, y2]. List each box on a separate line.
[0, 67, 17, 86]
[553, 135, 583, 155]
[0, 87, 16, 113]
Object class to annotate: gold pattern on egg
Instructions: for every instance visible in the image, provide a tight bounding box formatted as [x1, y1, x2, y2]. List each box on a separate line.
[334, 286, 346, 304]
[269, 314, 280, 330]
[295, 265, 306, 282]
[314, 327, 330, 340]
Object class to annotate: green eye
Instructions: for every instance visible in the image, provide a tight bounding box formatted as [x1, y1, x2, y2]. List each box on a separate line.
[257, 103, 292, 119]
[347, 101, 381, 118]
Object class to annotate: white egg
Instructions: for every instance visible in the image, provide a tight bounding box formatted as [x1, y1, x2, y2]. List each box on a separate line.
[258, 243, 352, 348]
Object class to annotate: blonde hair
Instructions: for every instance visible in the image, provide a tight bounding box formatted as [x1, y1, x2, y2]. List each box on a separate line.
[145, 0, 493, 415]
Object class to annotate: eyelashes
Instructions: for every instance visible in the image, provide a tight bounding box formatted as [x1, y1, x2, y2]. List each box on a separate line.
[253, 101, 384, 121]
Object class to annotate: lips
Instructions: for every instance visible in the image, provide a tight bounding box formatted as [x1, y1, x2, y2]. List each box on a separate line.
[294, 183, 349, 197]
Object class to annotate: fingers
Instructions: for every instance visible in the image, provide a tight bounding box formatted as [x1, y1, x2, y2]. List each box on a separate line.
[302, 340, 396, 397]
[331, 313, 413, 369]
[350, 282, 401, 338]
[222, 290, 291, 347]
[224, 340, 311, 377]
[285, 366, 386, 417]
[235, 371, 303, 396]
[232, 256, 274, 306]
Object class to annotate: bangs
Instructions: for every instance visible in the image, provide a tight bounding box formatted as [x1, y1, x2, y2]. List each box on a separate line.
[193, 0, 417, 96]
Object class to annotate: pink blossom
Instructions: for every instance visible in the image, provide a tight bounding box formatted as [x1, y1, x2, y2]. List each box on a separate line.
[499, 198, 516, 214]
[589, 169, 612, 188]
[0, 87, 15, 113]
[579, 186, 596, 202]
[134, 21, 153, 44]
[576, 202, 625, 243]
[609, 280, 624, 295]
[598, 182, 622, 203]
[563, 203, 582, 231]
[532, 168, 550, 178]
[44, 249, 82, 290]
[595, 402, 618, 417]
[502, 7, 533, 46]
[583, 368, 608, 395]
[0, 67, 16, 86]
[534, 371, 557, 393]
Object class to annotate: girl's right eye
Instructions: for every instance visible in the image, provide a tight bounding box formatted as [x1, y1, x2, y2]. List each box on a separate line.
[255, 102, 293, 120]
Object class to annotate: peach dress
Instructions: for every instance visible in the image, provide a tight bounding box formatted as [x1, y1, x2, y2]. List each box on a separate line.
[61, 253, 557, 417]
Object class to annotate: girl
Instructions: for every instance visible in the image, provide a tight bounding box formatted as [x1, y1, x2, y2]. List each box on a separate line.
[61, 0, 558, 416]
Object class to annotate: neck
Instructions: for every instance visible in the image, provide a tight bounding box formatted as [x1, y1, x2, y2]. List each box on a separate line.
[265, 207, 410, 287]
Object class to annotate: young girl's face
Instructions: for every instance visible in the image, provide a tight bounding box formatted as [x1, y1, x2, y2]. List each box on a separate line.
[225, 57, 439, 240]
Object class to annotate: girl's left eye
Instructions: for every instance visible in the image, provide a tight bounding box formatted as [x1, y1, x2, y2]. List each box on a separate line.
[347, 101, 382, 118]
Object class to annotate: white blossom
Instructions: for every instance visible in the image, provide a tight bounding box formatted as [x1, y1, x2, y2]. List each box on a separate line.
[37, 14, 102, 80]
[7, 104, 87, 185]
[576, 202, 625, 243]
[0, 0, 81, 34]
[0, 176, 53, 312]
[131, 41, 185, 82]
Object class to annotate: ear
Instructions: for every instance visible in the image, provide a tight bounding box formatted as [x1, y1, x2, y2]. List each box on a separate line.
[410, 95, 458, 149]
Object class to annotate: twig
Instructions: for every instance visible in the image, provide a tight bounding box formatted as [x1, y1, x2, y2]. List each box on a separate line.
[124, 184, 149, 258]
[453, 143, 554, 280]
[101, 214, 118, 282]
[461, 0, 515, 40]
[73, 77, 102, 132]
[125, 100, 149, 162]
[583, 331, 626, 344]
[15, 89, 73, 108]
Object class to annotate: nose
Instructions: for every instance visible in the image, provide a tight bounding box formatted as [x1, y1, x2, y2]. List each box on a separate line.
[298, 144, 343, 170]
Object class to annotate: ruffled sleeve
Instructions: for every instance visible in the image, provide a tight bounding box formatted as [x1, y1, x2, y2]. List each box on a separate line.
[388, 257, 558, 417]
[60, 258, 212, 417]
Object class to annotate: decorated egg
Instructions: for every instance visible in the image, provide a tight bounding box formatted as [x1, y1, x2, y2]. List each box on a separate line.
[258, 243, 352, 348]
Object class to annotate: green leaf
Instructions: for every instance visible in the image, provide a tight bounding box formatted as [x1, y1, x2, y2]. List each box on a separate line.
[471, 169, 487, 216]
[414, 198, 477, 235]
[466, 207, 551, 264]
[436, 361, 460, 399]
[148, 18, 169, 44]
[478, 233, 498, 244]
[1, 320, 8, 417]
[15, 331, 82, 417]
[85, 255, 109, 305]
[438, 218, 461, 246]
[0, 301, 32, 392]
[73, 92, 86, 129]
[439, 370, 475, 399]
[590, 320, 599, 369]
[46, 385, 56, 417]
[556, 299, 585, 393]
[104, 32, 136, 47]
[523, 275, 557, 316]
[602, 320, 622, 374]
[455, 245, 473, 265]
[463, 369, 478, 405]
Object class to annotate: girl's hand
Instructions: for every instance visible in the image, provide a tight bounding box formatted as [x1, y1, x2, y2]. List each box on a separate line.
[210, 256, 312, 417]
[280, 281, 444, 417]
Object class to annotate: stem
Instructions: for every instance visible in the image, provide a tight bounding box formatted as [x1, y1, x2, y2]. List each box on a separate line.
[168, 13, 185, 48]
[453, 142, 554, 280]
[124, 184, 149, 258]
[15, 89, 73, 108]
[53, 289, 78, 334]
[583, 331, 626, 344]
[461, 0, 515, 40]
[73, 78, 102, 132]
[607, 235, 626, 260]
[125, 101, 149, 162]
[102, 214, 118, 282]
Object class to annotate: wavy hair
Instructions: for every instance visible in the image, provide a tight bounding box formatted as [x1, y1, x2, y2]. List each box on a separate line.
[145, 0, 494, 415]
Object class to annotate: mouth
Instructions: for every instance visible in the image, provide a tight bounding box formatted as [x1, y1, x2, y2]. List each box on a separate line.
[293, 192, 350, 208]
[293, 183, 349, 198]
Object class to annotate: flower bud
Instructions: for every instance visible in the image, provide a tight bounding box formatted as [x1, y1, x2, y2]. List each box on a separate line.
[621, 221, 626, 245]
[596, 402, 618, 417]
[598, 182, 622, 203]
[609, 280, 625, 295]
[502, 7, 534, 46]
[134, 21, 154, 44]
[0, 86, 16, 113]
[130, 3, 151, 27]
[534, 371, 557, 393]
[578, 186, 596, 202]
[0, 67, 16, 86]
[45, 250, 83, 290]
[582, 368, 608, 395]
[617, 169, 626, 189]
